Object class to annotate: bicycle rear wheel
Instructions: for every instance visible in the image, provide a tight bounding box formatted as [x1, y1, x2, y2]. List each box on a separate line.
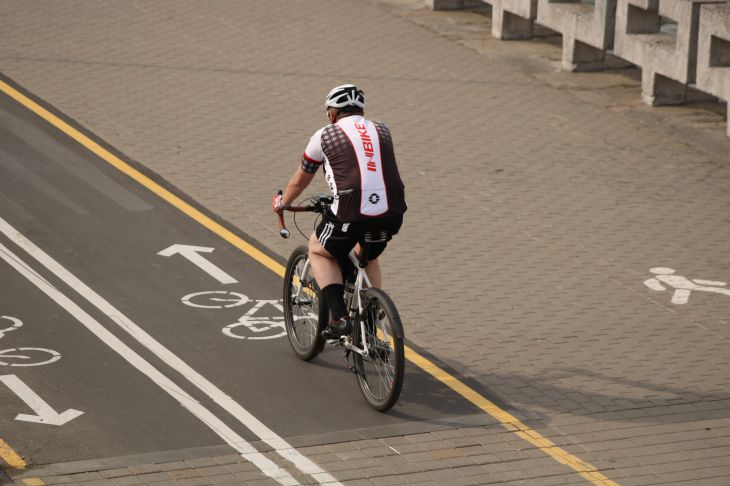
[353, 287, 405, 411]
[283, 246, 325, 360]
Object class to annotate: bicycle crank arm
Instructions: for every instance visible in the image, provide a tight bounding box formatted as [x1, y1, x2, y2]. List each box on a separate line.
[343, 340, 368, 356]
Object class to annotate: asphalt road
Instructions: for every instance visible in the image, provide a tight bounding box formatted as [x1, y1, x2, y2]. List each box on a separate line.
[0, 91, 487, 470]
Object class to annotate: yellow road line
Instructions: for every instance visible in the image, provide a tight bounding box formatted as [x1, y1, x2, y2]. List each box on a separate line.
[0, 79, 619, 486]
[0, 437, 26, 469]
[22, 479, 46, 486]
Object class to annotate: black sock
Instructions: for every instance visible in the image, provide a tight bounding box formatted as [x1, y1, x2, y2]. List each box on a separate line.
[321, 283, 346, 321]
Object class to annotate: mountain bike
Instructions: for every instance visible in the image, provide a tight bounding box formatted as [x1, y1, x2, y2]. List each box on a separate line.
[276, 193, 404, 411]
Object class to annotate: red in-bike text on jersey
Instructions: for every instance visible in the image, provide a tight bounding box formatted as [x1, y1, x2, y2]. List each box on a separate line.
[354, 122, 377, 172]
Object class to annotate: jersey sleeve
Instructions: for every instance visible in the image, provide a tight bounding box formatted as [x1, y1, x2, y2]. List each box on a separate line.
[301, 128, 325, 174]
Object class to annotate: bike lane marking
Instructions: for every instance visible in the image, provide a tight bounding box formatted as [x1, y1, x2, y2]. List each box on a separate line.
[0, 237, 302, 486]
[0, 218, 339, 486]
[0, 79, 618, 486]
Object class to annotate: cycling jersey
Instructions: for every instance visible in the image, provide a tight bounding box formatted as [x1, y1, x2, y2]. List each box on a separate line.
[301, 115, 407, 222]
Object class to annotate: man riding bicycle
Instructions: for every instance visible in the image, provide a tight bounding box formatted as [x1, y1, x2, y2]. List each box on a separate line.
[273, 84, 407, 338]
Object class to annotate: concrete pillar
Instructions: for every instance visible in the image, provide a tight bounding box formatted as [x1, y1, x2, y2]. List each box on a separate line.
[491, 0, 537, 40]
[613, 0, 724, 105]
[695, 4, 730, 136]
[537, 0, 625, 71]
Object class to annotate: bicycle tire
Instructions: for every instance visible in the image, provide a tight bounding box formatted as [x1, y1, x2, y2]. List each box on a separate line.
[353, 287, 405, 411]
[283, 246, 325, 360]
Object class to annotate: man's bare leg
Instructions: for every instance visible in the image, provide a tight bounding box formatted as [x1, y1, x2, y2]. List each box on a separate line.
[308, 233, 342, 288]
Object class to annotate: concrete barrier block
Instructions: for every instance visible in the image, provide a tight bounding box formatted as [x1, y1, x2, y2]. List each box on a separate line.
[696, 4, 730, 136]
[696, 4, 730, 97]
[537, 0, 620, 71]
[614, 0, 724, 105]
[489, 0, 538, 39]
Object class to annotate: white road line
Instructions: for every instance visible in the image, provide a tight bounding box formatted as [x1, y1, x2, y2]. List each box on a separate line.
[0, 239, 299, 486]
[0, 217, 342, 486]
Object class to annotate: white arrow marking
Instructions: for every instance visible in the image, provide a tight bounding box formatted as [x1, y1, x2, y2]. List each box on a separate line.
[158, 244, 238, 285]
[0, 374, 84, 426]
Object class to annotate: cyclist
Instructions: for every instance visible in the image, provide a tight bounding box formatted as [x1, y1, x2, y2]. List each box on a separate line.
[273, 84, 407, 337]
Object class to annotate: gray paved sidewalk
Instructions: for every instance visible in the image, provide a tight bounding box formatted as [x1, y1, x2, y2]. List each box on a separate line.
[1, 0, 729, 485]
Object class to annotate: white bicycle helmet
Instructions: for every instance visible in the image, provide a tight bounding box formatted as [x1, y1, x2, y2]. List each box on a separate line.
[324, 84, 365, 111]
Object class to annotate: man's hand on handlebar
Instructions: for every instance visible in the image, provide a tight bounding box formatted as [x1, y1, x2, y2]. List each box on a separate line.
[272, 192, 285, 215]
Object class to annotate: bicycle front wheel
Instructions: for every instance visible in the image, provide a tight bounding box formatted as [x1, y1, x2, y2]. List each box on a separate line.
[353, 287, 405, 411]
[283, 246, 325, 361]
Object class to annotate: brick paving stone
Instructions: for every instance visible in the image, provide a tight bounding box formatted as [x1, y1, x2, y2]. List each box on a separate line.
[212, 455, 244, 466]
[135, 472, 172, 483]
[110, 477, 144, 486]
[382, 443, 423, 454]
[343, 480, 377, 486]
[169, 469, 204, 480]
[298, 445, 331, 455]
[195, 466, 230, 478]
[159, 462, 191, 472]
[345, 458, 381, 470]
[72, 472, 104, 482]
[379, 436, 412, 446]
[332, 468, 367, 481]
[429, 447, 465, 459]
[357, 465, 398, 478]
[387, 461, 428, 475]
[100, 469, 135, 479]
[127, 465, 162, 475]
[241, 479, 279, 486]
[207, 475, 246, 486]
[223, 462, 258, 474]
[394, 471, 433, 483]
[358, 446, 398, 458]
[327, 443, 359, 453]
[38, 477, 74, 485]
[371, 476, 407, 486]
[424, 476, 476, 486]
[179, 478, 215, 486]
[400, 451, 433, 463]
[233, 470, 269, 481]
[184, 458, 218, 469]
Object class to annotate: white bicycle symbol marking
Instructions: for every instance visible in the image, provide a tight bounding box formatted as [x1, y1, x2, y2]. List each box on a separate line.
[0, 316, 63, 366]
[0, 315, 23, 339]
[181, 291, 250, 309]
[222, 300, 286, 340]
[0, 347, 62, 367]
[223, 316, 286, 340]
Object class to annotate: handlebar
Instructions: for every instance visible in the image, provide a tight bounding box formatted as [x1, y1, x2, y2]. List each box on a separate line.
[276, 192, 334, 239]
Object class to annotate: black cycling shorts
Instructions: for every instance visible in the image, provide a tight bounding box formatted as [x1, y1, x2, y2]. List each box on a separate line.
[315, 214, 403, 261]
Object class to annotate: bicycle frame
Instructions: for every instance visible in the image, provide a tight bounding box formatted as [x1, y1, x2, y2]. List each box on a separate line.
[345, 252, 373, 358]
[278, 194, 394, 360]
[293, 250, 375, 357]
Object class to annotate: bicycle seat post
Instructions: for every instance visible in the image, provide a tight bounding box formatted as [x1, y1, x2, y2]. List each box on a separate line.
[359, 230, 389, 269]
